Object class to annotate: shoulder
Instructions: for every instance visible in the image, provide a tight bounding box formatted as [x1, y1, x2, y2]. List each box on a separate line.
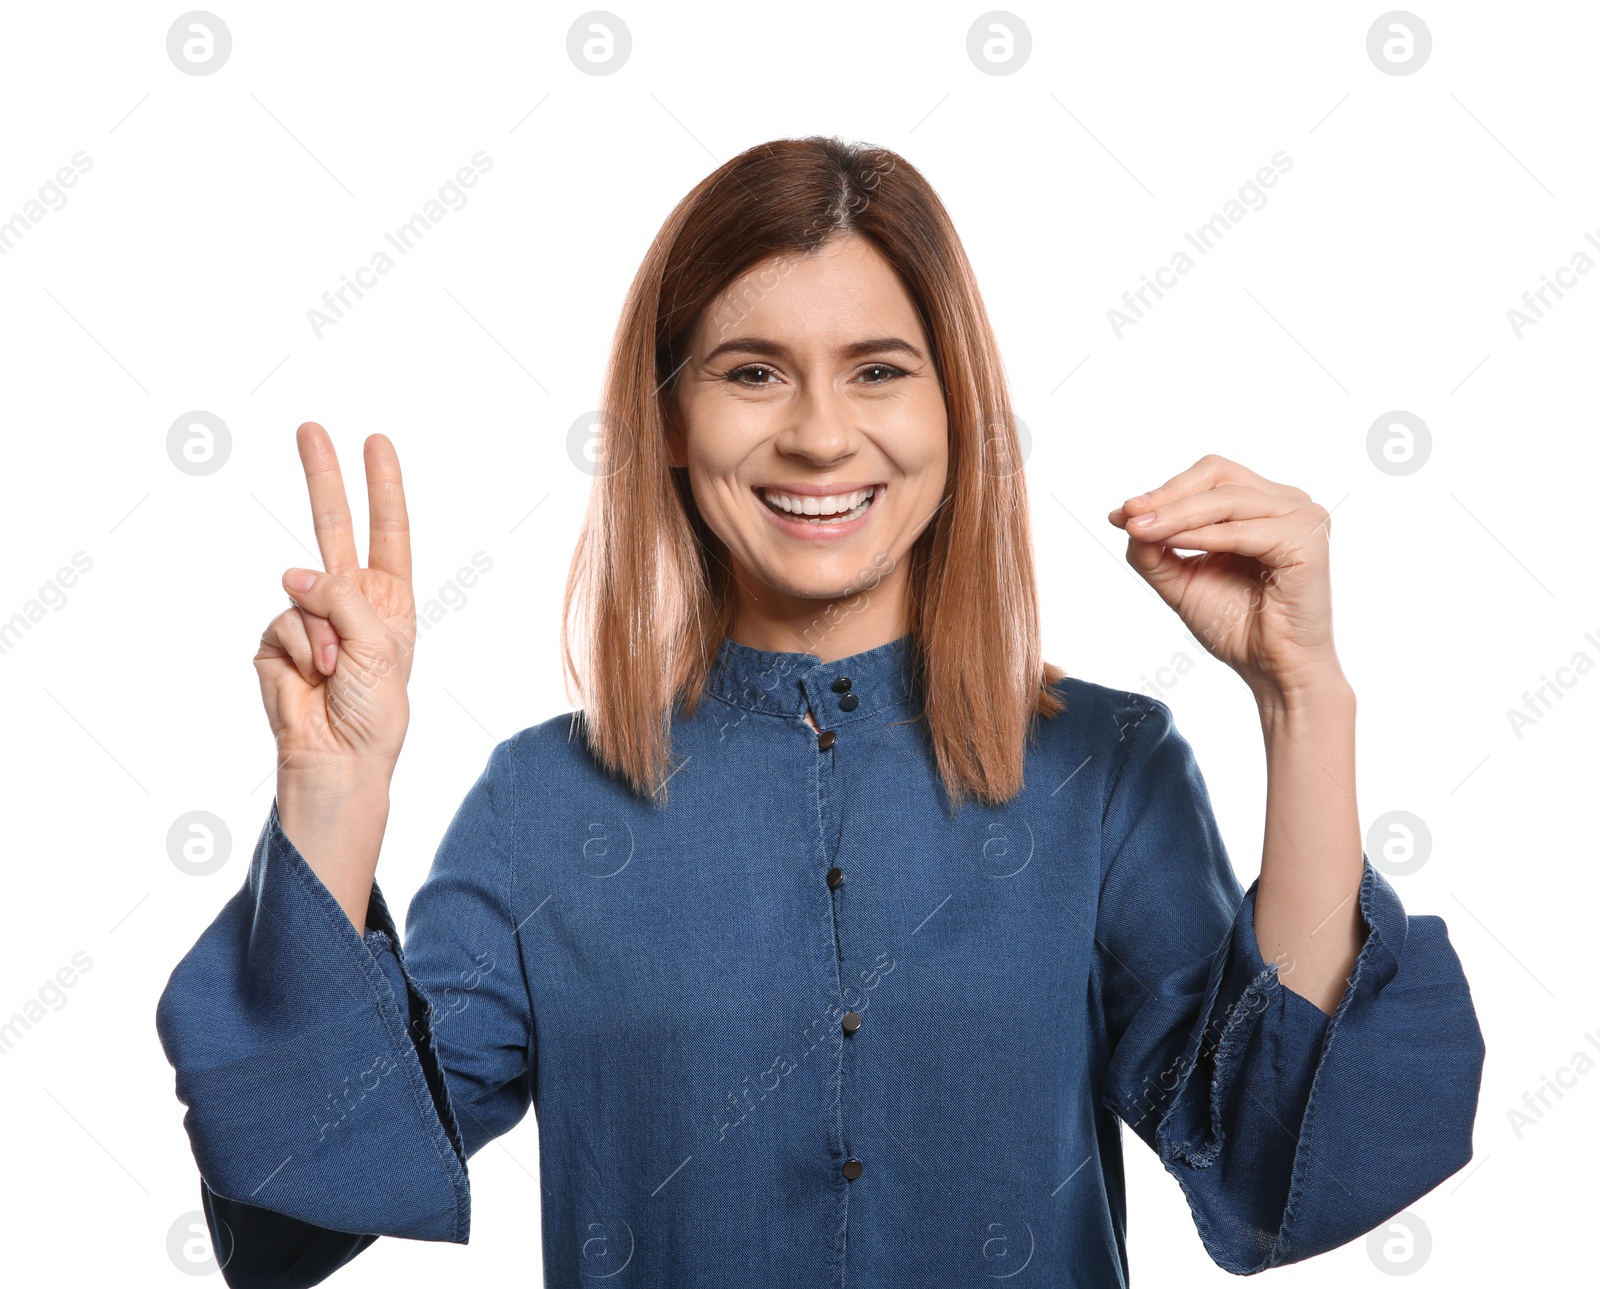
[1040, 673, 1177, 752]
[499, 708, 592, 772]
[491, 708, 641, 808]
[1033, 673, 1183, 800]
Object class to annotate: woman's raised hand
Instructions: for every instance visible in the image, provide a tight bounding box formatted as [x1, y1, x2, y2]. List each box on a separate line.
[253, 424, 414, 930]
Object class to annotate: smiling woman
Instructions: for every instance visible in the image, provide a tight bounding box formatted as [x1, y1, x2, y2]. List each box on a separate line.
[157, 135, 1485, 1289]
[567, 137, 1059, 808]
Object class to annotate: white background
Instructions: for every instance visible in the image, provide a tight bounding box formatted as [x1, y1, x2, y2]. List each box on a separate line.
[1, 1, 1593, 1283]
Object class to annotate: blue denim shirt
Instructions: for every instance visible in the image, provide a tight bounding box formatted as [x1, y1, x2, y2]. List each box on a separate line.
[156, 632, 1485, 1287]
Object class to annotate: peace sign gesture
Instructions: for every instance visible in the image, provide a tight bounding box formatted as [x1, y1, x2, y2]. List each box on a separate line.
[1108, 454, 1343, 701]
[253, 423, 416, 783]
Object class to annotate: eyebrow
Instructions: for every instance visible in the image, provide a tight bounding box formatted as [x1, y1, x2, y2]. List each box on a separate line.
[701, 335, 927, 365]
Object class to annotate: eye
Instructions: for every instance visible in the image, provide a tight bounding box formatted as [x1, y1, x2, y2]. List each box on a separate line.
[722, 361, 909, 387]
[724, 364, 779, 386]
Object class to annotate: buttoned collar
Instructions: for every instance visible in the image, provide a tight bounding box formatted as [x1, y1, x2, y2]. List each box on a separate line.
[705, 631, 923, 729]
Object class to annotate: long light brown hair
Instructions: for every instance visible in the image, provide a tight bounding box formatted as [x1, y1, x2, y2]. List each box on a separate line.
[561, 135, 1066, 811]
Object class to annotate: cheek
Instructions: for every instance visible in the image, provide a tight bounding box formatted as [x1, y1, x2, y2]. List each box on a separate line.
[679, 429, 754, 525]
[681, 390, 765, 460]
[881, 395, 948, 477]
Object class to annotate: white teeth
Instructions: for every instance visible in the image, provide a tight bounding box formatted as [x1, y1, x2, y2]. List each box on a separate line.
[760, 487, 874, 517]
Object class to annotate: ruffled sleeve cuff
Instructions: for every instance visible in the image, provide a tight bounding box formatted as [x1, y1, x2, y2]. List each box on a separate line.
[1127, 854, 1485, 1273]
[155, 799, 472, 1242]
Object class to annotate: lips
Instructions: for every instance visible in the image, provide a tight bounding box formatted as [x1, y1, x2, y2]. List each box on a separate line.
[754, 483, 883, 536]
[758, 485, 876, 519]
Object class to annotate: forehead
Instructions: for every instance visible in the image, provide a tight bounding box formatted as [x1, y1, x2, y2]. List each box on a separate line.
[698, 233, 925, 350]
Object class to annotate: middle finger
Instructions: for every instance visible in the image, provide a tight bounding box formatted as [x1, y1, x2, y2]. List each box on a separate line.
[296, 421, 361, 576]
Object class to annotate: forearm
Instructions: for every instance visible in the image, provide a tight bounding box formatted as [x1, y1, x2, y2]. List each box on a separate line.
[276, 771, 392, 936]
[1250, 672, 1363, 1016]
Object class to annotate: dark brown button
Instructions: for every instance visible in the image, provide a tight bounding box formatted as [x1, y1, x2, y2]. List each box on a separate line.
[841, 1158, 863, 1180]
[831, 676, 852, 693]
[841, 1010, 862, 1035]
[838, 693, 859, 711]
[826, 867, 844, 889]
[817, 729, 837, 750]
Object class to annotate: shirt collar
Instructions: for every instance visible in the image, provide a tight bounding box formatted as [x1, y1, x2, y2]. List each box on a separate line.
[705, 631, 922, 729]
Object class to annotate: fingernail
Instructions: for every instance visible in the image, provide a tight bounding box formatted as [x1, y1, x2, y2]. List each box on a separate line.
[286, 569, 316, 592]
[1131, 511, 1158, 527]
[1129, 493, 1150, 506]
[319, 644, 338, 673]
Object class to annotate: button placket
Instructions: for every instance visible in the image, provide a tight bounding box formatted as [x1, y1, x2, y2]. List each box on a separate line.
[702, 635, 924, 1234]
[833, 674, 859, 714]
[809, 674, 867, 1191]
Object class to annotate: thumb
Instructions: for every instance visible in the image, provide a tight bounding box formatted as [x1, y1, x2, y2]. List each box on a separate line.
[1124, 536, 1188, 609]
[281, 568, 387, 649]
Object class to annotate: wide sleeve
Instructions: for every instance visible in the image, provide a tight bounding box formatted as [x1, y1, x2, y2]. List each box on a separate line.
[1093, 693, 1485, 1275]
[154, 734, 534, 1288]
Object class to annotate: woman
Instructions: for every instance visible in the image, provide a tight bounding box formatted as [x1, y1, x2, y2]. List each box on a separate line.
[157, 136, 1484, 1287]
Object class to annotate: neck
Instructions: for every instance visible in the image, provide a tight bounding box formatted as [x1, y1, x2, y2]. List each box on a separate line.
[726, 558, 912, 665]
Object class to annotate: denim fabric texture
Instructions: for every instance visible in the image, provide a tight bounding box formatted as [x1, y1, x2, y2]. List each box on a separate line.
[156, 632, 1487, 1287]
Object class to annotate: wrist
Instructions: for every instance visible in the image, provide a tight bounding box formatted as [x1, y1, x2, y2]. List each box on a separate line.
[1250, 666, 1355, 724]
[277, 756, 396, 800]
[274, 774, 392, 936]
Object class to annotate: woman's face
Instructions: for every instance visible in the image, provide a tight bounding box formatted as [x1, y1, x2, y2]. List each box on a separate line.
[666, 232, 949, 648]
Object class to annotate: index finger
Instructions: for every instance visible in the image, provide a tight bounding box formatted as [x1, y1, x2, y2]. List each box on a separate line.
[1121, 453, 1277, 512]
[296, 422, 361, 576]
[364, 433, 411, 584]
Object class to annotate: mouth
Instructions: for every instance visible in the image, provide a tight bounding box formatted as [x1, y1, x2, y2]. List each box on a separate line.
[756, 484, 881, 526]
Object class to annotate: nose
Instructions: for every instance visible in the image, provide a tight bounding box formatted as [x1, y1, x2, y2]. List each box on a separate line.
[776, 381, 857, 466]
